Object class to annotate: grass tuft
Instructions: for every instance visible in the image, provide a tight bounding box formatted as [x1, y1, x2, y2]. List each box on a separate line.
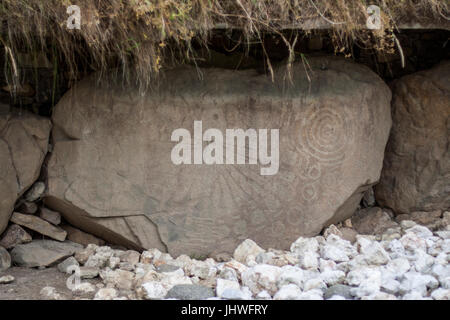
[0, 0, 448, 92]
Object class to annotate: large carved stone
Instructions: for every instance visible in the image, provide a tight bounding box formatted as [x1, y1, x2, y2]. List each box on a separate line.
[45, 57, 391, 256]
[0, 112, 51, 234]
[375, 61, 450, 214]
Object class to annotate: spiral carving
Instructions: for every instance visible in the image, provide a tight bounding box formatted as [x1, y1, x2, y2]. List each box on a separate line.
[296, 106, 352, 164]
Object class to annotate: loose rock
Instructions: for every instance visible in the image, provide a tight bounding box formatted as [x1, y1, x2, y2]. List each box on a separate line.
[74, 244, 97, 265]
[24, 182, 46, 202]
[39, 208, 61, 225]
[119, 250, 141, 266]
[79, 266, 100, 279]
[324, 284, 353, 300]
[57, 256, 79, 274]
[17, 201, 38, 214]
[357, 237, 390, 265]
[273, 284, 301, 300]
[351, 207, 398, 235]
[233, 239, 265, 264]
[242, 264, 282, 295]
[0, 246, 11, 272]
[216, 278, 240, 298]
[72, 282, 96, 295]
[10, 212, 67, 241]
[11, 240, 82, 267]
[61, 225, 105, 247]
[0, 275, 14, 284]
[40, 286, 64, 300]
[0, 224, 32, 249]
[138, 281, 168, 300]
[165, 284, 214, 300]
[94, 288, 119, 300]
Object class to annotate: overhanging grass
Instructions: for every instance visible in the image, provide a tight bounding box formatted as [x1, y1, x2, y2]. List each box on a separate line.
[0, 0, 448, 92]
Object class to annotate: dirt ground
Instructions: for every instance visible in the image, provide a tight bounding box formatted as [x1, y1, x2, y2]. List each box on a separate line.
[0, 267, 100, 300]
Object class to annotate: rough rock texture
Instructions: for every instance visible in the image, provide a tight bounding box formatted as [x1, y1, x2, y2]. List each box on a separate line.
[0, 246, 11, 271]
[233, 239, 265, 264]
[17, 201, 38, 214]
[10, 212, 67, 241]
[45, 57, 391, 256]
[351, 207, 399, 235]
[375, 61, 450, 214]
[0, 275, 14, 284]
[40, 208, 62, 226]
[4, 211, 450, 300]
[0, 224, 32, 249]
[0, 112, 51, 234]
[60, 225, 105, 247]
[165, 284, 215, 300]
[10, 240, 83, 267]
[395, 210, 448, 231]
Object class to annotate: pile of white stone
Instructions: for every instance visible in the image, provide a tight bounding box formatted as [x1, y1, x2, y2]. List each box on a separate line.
[47, 219, 449, 300]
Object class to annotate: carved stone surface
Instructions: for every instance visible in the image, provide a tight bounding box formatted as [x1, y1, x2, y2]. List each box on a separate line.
[46, 57, 391, 256]
[375, 61, 450, 214]
[0, 112, 51, 234]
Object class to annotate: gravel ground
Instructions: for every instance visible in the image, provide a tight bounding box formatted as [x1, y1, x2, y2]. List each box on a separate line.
[0, 216, 449, 300]
[0, 267, 101, 300]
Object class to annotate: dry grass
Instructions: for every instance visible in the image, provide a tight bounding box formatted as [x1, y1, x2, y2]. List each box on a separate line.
[0, 0, 448, 92]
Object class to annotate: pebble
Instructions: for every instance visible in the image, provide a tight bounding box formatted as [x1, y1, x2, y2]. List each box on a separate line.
[218, 266, 239, 282]
[139, 281, 167, 299]
[74, 244, 97, 264]
[273, 284, 301, 300]
[241, 264, 282, 295]
[320, 235, 357, 262]
[0, 246, 11, 272]
[40, 286, 64, 300]
[357, 237, 390, 265]
[57, 256, 79, 274]
[431, 288, 450, 300]
[24, 182, 45, 202]
[320, 270, 346, 286]
[101, 269, 135, 290]
[45, 214, 450, 300]
[277, 265, 305, 289]
[400, 220, 417, 229]
[327, 295, 346, 300]
[165, 284, 214, 300]
[94, 288, 118, 300]
[406, 225, 433, 239]
[220, 287, 252, 300]
[216, 278, 240, 298]
[297, 289, 323, 300]
[72, 282, 96, 295]
[233, 239, 265, 264]
[303, 278, 327, 291]
[79, 266, 100, 279]
[185, 260, 217, 279]
[399, 272, 439, 296]
[119, 250, 140, 265]
[255, 290, 272, 299]
[0, 275, 15, 284]
[324, 284, 353, 300]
